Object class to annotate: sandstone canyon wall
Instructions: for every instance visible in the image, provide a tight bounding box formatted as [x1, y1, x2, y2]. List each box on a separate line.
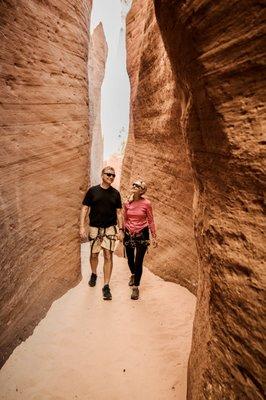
[121, 0, 198, 294]
[0, 0, 91, 366]
[124, 0, 265, 399]
[88, 23, 107, 186]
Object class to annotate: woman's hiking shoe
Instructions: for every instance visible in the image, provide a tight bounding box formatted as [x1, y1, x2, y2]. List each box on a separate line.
[128, 275, 135, 286]
[102, 284, 112, 300]
[131, 287, 139, 300]
[88, 273, 97, 287]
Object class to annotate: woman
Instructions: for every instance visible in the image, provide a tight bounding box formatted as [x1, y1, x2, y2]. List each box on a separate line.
[123, 180, 157, 300]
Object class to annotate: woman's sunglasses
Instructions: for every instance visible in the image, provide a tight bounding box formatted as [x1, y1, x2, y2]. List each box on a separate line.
[104, 172, 116, 178]
[132, 183, 142, 189]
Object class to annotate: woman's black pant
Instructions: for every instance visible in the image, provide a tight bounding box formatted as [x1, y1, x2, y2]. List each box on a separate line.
[124, 227, 149, 286]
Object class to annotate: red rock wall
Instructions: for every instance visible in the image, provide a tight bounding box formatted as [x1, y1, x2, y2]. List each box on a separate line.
[0, 0, 91, 366]
[121, 0, 198, 294]
[88, 23, 107, 185]
[125, 0, 265, 398]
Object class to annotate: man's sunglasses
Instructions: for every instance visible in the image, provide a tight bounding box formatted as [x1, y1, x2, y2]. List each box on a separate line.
[104, 172, 116, 178]
[132, 182, 142, 189]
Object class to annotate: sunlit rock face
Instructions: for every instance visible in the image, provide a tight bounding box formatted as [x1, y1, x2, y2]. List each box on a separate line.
[121, 0, 198, 294]
[0, 0, 91, 366]
[124, 0, 265, 399]
[89, 23, 107, 185]
[103, 153, 123, 190]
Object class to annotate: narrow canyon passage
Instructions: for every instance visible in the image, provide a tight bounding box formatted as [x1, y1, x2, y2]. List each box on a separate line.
[0, 245, 196, 400]
[0, 0, 264, 399]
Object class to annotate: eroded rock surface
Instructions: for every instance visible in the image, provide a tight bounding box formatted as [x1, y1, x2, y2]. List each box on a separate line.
[0, 0, 91, 366]
[88, 23, 107, 185]
[121, 0, 198, 294]
[124, 0, 265, 398]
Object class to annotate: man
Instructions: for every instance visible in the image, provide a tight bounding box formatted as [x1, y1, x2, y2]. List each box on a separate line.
[79, 166, 123, 300]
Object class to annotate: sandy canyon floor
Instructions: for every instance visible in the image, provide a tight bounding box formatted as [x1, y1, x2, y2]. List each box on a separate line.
[0, 243, 196, 400]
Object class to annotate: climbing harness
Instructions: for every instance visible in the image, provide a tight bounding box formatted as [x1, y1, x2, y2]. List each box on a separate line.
[89, 226, 118, 252]
[124, 228, 150, 249]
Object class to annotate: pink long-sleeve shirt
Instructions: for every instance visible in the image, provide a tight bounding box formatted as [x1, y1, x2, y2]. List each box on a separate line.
[124, 198, 156, 238]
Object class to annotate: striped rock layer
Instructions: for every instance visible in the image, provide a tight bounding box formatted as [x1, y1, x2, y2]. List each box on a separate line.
[0, 0, 91, 366]
[88, 22, 107, 185]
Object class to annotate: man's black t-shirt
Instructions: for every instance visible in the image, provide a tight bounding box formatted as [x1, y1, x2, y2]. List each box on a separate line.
[82, 185, 122, 228]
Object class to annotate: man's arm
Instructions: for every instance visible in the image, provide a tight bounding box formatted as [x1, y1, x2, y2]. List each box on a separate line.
[79, 205, 90, 239]
[116, 208, 124, 241]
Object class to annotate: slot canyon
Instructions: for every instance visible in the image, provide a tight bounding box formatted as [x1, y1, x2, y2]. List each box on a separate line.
[0, 1, 265, 399]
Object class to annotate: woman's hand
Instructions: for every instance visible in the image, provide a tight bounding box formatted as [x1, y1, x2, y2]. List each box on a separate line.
[151, 238, 158, 248]
[117, 230, 124, 242]
[79, 226, 88, 240]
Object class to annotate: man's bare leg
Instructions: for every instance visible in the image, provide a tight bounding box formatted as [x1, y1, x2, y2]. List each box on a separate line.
[90, 252, 99, 274]
[88, 252, 99, 287]
[103, 249, 113, 285]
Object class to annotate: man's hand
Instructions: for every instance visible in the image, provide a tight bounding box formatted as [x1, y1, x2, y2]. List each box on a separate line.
[151, 238, 158, 248]
[117, 230, 124, 242]
[79, 226, 87, 240]
[80, 205, 89, 240]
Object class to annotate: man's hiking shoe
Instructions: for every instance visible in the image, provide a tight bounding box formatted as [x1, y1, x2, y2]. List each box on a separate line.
[128, 275, 135, 286]
[131, 287, 139, 300]
[88, 273, 97, 287]
[102, 284, 112, 300]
